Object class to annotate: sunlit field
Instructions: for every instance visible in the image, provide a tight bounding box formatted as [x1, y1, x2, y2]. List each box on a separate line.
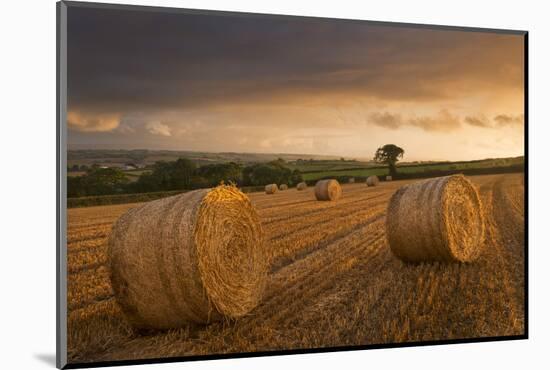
[66, 173, 524, 363]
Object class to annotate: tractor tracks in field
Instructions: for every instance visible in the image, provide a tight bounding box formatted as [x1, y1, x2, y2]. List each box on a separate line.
[261, 191, 388, 227]
[491, 175, 525, 250]
[242, 221, 388, 330]
[266, 196, 388, 242]
[270, 212, 386, 273]
[267, 203, 388, 267]
[486, 175, 525, 333]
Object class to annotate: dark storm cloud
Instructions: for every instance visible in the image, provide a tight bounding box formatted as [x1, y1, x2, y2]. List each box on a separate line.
[464, 115, 492, 128]
[68, 6, 524, 121]
[369, 112, 403, 129]
[368, 109, 461, 131]
[494, 114, 524, 126]
[408, 110, 461, 131]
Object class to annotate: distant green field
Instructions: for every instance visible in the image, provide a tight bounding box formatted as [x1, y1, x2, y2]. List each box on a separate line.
[123, 170, 148, 176]
[302, 156, 524, 182]
[287, 160, 373, 173]
[302, 168, 387, 181]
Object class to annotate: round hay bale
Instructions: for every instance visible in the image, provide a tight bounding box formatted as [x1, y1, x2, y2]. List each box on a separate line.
[279, 184, 288, 191]
[314, 179, 342, 201]
[296, 182, 307, 190]
[366, 175, 380, 187]
[348, 177, 355, 184]
[386, 176, 392, 181]
[386, 175, 484, 263]
[108, 185, 266, 329]
[265, 184, 278, 194]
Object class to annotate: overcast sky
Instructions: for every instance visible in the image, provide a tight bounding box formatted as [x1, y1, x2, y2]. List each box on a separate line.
[67, 6, 525, 161]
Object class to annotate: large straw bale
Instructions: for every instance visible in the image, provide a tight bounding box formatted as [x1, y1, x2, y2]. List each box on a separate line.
[386, 176, 392, 181]
[279, 184, 288, 191]
[386, 175, 484, 263]
[265, 184, 278, 194]
[108, 185, 266, 329]
[314, 179, 342, 201]
[366, 175, 380, 187]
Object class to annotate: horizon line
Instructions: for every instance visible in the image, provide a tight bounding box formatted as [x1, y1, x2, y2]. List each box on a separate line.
[66, 147, 524, 163]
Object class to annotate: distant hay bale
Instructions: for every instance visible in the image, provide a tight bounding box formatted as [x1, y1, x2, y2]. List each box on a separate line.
[265, 184, 278, 194]
[314, 179, 342, 201]
[386, 176, 392, 181]
[386, 175, 485, 263]
[296, 182, 307, 190]
[366, 175, 380, 187]
[108, 185, 266, 329]
[279, 184, 288, 191]
[348, 177, 355, 184]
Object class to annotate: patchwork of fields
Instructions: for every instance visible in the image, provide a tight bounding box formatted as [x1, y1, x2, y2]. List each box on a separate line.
[66, 173, 525, 364]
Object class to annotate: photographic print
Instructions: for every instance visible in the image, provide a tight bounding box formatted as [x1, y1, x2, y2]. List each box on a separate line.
[58, 1, 527, 368]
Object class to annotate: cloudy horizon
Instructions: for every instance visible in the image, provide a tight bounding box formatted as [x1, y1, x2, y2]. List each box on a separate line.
[67, 7, 525, 162]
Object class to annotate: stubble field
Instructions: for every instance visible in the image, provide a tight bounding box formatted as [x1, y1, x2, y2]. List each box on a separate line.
[66, 173, 525, 364]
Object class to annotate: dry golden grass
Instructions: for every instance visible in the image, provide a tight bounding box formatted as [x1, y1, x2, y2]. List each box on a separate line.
[66, 173, 525, 364]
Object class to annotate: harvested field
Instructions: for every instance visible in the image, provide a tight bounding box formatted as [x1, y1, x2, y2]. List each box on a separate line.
[66, 173, 525, 364]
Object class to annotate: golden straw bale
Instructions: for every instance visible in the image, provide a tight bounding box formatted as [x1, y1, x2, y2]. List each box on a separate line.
[314, 179, 342, 201]
[279, 184, 288, 191]
[366, 175, 380, 187]
[296, 182, 307, 190]
[386, 175, 484, 263]
[108, 185, 266, 329]
[265, 184, 278, 194]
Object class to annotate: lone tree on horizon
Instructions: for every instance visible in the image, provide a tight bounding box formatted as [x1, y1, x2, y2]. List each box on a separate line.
[374, 144, 404, 177]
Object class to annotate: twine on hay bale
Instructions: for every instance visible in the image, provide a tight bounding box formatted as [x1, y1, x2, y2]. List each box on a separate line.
[366, 175, 380, 187]
[296, 182, 307, 190]
[386, 175, 485, 263]
[265, 184, 278, 194]
[314, 179, 342, 201]
[279, 184, 288, 191]
[108, 185, 266, 329]
[386, 176, 392, 181]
